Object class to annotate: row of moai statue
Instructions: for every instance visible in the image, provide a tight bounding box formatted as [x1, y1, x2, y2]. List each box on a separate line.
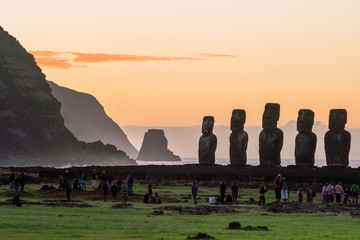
[198, 103, 351, 167]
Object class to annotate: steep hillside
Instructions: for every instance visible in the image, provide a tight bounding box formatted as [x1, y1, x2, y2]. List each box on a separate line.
[48, 81, 138, 159]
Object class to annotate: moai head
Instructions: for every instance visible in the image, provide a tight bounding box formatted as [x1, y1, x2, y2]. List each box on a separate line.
[297, 109, 314, 132]
[202, 116, 214, 134]
[230, 109, 246, 131]
[329, 109, 347, 130]
[262, 103, 280, 130]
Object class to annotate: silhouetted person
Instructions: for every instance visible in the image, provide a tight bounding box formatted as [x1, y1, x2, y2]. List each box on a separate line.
[73, 179, 81, 190]
[66, 180, 72, 201]
[103, 181, 109, 202]
[18, 173, 25, 191]
[111, 183, 117, 198]
[231, 181, 239, 203]
[191, 182, 198, 204]
[220, 181, 227, 203]
[148, 183, 153, 196]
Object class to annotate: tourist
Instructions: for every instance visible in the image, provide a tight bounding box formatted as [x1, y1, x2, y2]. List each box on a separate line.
[18, 173, 25, 191]
[111, 182, 117, 198]
[12, 194, 21, 207]
[226, 194, 232, 203]
[81, 172, 87, 191]
[154, 192, 161, 204]
[220, 181, 227, 203]
[107, 172, 113, 189]
[148, 183, 153, 196]
[121, 182, 128, 203]
[14, 175, 19, 191]
[335, 182, 344, 203]
[66, 180, 72, 201]
[91, 169, 98, 190]
[322, 183, 328, 204]
[281, 177, 289, 202]
[191, 182, 198, 204]
[343, 186, 352, 205]
[99, 171, 107, 190]
[209, 195, 216, 204]
[103, 181, 109, 202]
[351, 183, 359, 205]
[9, 172, 15, 190]
[259, 184, 267, 205]
[73, 179, 82, 190]
[58, 175, 64, 189]
[306, 186, 313, 203]
[327, 183, 335, 203]
[128, 173, 134, 195]
[231, 181, 239, 204]
[297, 188, 303, 203]
[274, 174, 282, 202]
[116, 173, 123, 191]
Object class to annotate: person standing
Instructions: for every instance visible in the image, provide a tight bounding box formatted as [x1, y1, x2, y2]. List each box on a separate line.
[231, 181, 239, 204]
[191, 182, 198, 204]
[327, 183, 335, 203]
[259, 184, 267, 204]
[128, 173, 134, 195]
[66, 180, 72, 201]
[274, 174, 282, 202]
[335, 182, 344, 203]
[18, 173, 25, 191]
[91, 169, 98, 190]
[322, 183, 329, 204]
[281, 177, 289, 202]
[121, 182, 128, 203]
[148, 183, 153, 196]
[9, 172, 15, 190]
[297, 188, 303, 203]
[306, 186, 313, 203]
[351, 183, 359, 205]
[81, 172, 87, 191]
[116, 173, 123, 191]
[220, 181, 227, 203]
[103, 181, 109, 202]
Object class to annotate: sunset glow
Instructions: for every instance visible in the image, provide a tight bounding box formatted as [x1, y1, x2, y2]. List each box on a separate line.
[3, 0, 360, 127]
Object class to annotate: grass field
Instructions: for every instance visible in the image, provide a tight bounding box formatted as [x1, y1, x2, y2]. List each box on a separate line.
[0, 182, 359, 240]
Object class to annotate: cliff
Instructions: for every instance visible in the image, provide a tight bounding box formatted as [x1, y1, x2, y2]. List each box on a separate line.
[137, 129, 181, 161]
[48, 81, 138, 159]
[0, 26, 136, 167]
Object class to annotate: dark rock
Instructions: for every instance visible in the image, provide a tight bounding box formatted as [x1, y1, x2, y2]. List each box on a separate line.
[228, 222, 241, 229]
[152, 210, 164, 215]
[244, 226, 253, 230]
[157, 205, 239, 215]
[187, 232, 215, 239]
[259, 103, 283, 167]
[112, 204, 133, 209]
[325, 109, 351, 167]
[137, 129, 180, 161]
[256, 226, 269, 231]
[48, 81, 138, 159]
[0, 26, 136, 167]
[229, 110, 248, 166]
[295, 109, 317, 166]
[199, 116, 217, 165]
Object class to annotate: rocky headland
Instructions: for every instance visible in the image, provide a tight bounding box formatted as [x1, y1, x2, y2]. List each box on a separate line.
[0, 26, 136, 167]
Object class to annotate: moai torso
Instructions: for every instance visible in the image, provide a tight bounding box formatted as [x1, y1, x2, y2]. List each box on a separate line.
[259, 103, 283, 167]
[295, 109, 317, 166]
[229, 109, 248, 166]
[325, 109, 351, 167]
[199, 116, 217, 165]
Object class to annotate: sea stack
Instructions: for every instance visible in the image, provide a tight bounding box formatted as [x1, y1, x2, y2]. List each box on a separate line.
[0, 26, 136, 166]
[137, 129, 181, 161]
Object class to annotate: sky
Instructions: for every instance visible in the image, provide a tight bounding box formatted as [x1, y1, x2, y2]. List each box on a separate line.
[2, 1, 360, 127]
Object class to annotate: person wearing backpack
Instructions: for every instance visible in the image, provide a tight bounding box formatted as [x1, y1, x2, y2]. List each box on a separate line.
[351, 183, 359, 205]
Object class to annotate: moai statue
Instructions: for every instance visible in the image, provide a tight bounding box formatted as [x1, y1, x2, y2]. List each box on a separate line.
[295, 109, 317, 166]
[229, 109, 248, 166]
[325, 109, 351, 167]
[198, 116, 217, 165]
[259, 103, 283, 167]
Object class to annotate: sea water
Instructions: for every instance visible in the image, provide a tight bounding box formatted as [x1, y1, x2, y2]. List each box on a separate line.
[136, 158, 360, 168]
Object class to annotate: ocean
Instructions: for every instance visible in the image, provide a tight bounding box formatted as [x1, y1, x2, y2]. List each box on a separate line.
[136, 158, 360, 168]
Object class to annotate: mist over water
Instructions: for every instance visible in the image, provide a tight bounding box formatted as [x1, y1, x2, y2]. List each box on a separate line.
[136, 158, 360, 168]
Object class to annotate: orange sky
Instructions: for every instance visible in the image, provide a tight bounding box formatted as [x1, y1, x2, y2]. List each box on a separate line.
[2, 1, 360, 127]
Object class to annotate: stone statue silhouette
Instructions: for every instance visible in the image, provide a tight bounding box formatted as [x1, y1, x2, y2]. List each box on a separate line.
[229, 109, 248, 166]
[325, 109, 351, 167]
[259, 103, 283, 167]
[295, 109, 317, 166]
[198, 116, 217, 165]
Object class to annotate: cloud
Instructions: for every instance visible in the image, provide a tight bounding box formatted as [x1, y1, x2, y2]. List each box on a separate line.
[28, 51, 235, 69]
